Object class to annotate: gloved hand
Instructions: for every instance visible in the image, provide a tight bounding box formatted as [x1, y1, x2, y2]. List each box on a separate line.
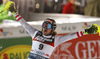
[6, 1, 17, 15]
[84, 24, 98, 35]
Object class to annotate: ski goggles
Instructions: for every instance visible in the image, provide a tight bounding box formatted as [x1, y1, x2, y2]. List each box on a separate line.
[42, 22, 52, 29]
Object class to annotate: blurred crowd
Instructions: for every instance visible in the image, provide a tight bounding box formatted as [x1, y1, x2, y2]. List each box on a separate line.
[0, 0, 100, 23]
[61, 0, 100, 17]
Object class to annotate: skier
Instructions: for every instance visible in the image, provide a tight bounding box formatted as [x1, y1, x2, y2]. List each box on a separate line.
[8, 1, 99, 59]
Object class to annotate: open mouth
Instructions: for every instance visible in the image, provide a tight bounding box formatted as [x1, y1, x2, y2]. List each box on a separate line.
[44, 30, 47, 32]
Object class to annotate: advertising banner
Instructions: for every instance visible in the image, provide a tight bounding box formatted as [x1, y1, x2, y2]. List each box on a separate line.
[50, 34, 100, 59]
[0, 37, 32, 59]
[0, 33, 100, 59]
[1, 21, 100, 39]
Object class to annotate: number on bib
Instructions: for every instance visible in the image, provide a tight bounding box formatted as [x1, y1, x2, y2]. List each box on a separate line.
[39, 44, 44, 50]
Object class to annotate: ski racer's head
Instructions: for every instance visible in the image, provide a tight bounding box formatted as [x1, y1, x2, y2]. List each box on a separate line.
[42, 18, 57, 36]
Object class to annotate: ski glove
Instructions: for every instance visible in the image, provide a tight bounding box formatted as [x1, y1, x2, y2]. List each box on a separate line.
[6, 1, 17, 15]
[84, 24, 99, 35]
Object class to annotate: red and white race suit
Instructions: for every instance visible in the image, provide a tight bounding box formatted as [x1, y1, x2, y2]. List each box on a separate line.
[14, 14, 85, 59]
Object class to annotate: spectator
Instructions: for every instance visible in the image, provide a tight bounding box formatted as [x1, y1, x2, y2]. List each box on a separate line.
[84, 0, 100, 17]
[44, 0, 53, 13]
[0, 0, 16, 23]
[62, 0, 75, 14]
[58, 3, 65, 13]
[74, 4, 80, 14]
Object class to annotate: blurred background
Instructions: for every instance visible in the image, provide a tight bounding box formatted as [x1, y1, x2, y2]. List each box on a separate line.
[2, 0, 100, 21]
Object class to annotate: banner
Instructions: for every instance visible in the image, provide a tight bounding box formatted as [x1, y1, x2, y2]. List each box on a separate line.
[1, 21, 100, 39]
[0, 37, 32, 59]
[50, 34, 100, 59]
[0, 34, 100, 59]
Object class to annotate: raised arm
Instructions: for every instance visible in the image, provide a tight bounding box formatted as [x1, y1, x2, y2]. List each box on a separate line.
[7, 1, 38, 37]
[13, 14, 38, 37]
[55, 31, 85, 46]
[55, 24, 99, 46]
